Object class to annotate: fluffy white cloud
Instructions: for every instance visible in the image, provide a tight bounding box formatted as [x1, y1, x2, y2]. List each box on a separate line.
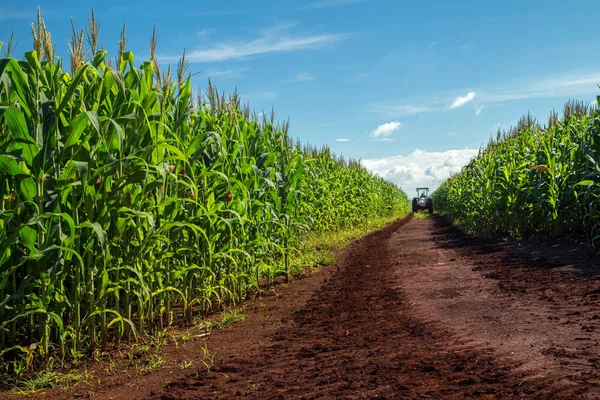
[371, 121, 401, 137]
[362, 148, 479, 192]
[450, 92, 476, 109]
[335, 138, 350, 142]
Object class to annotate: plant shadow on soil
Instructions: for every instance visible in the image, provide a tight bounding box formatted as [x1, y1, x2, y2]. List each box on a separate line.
[430, 214, 600, 277]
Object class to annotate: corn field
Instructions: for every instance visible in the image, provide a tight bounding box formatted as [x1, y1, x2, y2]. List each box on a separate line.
[0, 12, 410, 367]
[433, 97, 600, 249]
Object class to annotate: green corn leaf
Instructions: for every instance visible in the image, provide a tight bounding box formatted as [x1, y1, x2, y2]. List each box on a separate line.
[92, 222, 107, 248]
[48, 312, 65, 334]
[18, 226, 37, 251]
[64, 112, 89, 148]
[77, 221, 107, 249]
[4, 59, 33, 117]
[18, 176, 36, 201]
[3, 107, 38, 166]
[0, 154, 27, 176]
[24, 51, 42, 75]
[92, 50, 108, 68]
[56, 63, 89, 115]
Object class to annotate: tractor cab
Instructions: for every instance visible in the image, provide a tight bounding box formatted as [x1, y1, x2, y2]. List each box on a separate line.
[412, 187, 434, 214]
[416, 188, 429, 198]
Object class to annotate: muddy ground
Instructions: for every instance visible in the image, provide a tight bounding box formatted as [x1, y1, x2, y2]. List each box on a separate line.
[7, 215, 600, 399]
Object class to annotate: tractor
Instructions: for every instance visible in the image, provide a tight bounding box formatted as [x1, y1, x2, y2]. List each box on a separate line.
[412, 187, 434, 214]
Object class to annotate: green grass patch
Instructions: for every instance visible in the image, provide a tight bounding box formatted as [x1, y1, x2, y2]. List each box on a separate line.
[412, 211, 431, 219]
[11, 370, 86, 395]
[291, 211, 408, 272]
[197, 308, 247, 332]
[217, 309, 246, 328]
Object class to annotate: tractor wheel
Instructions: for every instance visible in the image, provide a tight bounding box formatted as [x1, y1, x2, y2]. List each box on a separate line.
[412, 198, 418, 213]
[427, 198, 434, 214]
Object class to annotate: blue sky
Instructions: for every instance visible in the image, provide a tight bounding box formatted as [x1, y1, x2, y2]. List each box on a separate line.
[2, 0, 600, 190]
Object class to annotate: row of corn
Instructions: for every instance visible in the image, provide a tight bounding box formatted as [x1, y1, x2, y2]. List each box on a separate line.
[433, 98, 600, 247]
[0, 13, 410, 369]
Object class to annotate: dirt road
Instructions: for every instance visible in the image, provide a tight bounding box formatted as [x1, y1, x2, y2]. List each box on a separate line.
[25, 215, 600, 399]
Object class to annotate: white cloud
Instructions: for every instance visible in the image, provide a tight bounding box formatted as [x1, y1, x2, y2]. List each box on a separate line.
[362, 148, 479, 192]
[373, 138, 394, 142]
[196, 28, 215, 39]
[161, 24, 351, 63]
[450, 91, 476, 109]
[205, 68, 249, 78]
[335, 138, 350, 142]
[428, 42, 437, 49]
[480, 71, 600, 103]
[295, 72, 314, 81]
[475, 105, 485, 116]
[371, 121, 401, 137]
[299, 0, 368, 10]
